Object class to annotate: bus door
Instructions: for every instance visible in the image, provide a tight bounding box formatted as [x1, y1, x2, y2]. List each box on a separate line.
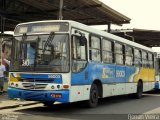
[70, 29, 89, 101]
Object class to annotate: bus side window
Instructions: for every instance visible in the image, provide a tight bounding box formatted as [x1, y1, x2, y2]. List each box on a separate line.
[71, 35, 87, 72]
[125, 46, 133, 66]
[142, 51, 148, 68]
[115, 43, 124, 65]
[102, 39, 113, 63]
[148, 53, 154, 68]
[89, 35, 101, 62]
[134, 48, 141, 67]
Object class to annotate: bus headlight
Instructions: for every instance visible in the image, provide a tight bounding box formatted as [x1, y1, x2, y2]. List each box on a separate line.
[15, 84, 19, 87]
[51, 85, 55, 89]
[57, 85, 60, 89]
[10, 82, 14, 87]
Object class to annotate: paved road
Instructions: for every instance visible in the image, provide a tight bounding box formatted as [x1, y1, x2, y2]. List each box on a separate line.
[1, 91, 160, 120]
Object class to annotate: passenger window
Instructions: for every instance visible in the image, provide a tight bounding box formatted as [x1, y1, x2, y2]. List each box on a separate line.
[125, 46, 133, 66]
[134, 49, 141, 66]
[115, 43, 124, 65]
[102, 39, 113, 63]
[148, 53, 154, 68]
[142, 51, 148, 67]
[72, 35, 87, 72]
[89, 36, 101, 62]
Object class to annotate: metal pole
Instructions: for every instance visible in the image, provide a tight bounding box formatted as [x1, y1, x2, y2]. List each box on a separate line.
[1, 0, 5, 42]
[1, 16, 4, 41]
[0, 16, 3, 62]
[108, 23, 111, 33]
[59, 0, 63, 20]
[1, 0, 5, 63]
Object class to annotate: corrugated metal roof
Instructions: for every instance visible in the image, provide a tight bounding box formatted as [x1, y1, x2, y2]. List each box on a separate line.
[112, 28, 160, 47]
[0, 0, 130, 31]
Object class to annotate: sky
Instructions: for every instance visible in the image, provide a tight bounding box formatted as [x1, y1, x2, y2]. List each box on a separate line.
[96, 0, 160, 30]
[93, 0, 160, 52]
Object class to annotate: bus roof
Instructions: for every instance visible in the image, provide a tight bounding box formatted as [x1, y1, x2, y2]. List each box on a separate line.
[15, 20, 153, 53]
[70, 21, 154, 53]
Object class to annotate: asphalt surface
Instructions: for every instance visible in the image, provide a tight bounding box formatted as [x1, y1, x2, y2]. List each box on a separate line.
[1, 90, 160, 120]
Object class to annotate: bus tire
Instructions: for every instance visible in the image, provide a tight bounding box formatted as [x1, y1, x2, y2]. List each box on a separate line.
[135, 81, 143, 99]
[43, 102, 54, 107]
[87, 83, 99, 108]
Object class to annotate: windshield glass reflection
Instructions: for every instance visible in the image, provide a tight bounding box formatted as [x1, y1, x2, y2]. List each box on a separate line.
[11, 34, 69, 73]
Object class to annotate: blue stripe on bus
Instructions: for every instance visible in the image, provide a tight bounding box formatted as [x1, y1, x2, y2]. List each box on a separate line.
[71, 62, 136, 85]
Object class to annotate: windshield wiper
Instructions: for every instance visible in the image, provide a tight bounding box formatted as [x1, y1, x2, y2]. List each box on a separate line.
[42, 32, 55, 54]
[34, 37, 40, 71]
[21, 33, 27, 62]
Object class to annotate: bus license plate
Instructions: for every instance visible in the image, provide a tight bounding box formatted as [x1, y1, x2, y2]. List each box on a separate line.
[51, 93, 62, 98]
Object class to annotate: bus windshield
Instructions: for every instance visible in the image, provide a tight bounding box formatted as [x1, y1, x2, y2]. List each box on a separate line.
[10, 33, 69, 73]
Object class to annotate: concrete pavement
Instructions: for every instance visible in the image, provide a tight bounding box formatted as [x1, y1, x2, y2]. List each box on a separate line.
[0, 93, 39, 110]
[1, 92, 160, 114]
[145, 107, 160, 114]
[1, 93, 160, 120]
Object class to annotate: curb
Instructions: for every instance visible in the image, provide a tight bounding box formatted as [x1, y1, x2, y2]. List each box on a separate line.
[0, 102, 40, 110]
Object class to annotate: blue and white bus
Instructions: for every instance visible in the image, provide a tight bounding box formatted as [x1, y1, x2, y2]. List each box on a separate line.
[8, 20, 155, 107]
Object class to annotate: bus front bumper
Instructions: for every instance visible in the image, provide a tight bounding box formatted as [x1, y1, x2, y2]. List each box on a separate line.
[8, 87, 69, 103]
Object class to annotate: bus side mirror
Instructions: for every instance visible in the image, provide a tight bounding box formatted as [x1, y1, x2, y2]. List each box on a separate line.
[80, 36, 87, 46]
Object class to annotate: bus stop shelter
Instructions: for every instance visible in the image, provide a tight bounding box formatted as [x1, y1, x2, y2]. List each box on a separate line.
[111, 29, 160, 47]
[0, 0, 131, 32]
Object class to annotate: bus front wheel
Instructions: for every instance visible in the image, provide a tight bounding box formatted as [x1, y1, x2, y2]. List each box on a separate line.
[87, 83, 99, 108]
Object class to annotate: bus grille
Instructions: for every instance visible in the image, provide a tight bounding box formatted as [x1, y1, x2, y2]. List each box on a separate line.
[22, 83, 47, 90]
[20, 78, 54, 83]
